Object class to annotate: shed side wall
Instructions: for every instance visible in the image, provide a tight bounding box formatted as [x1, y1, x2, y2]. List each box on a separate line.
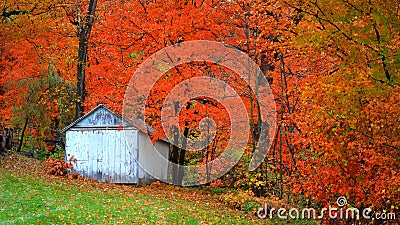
[137, 132, 170, 183]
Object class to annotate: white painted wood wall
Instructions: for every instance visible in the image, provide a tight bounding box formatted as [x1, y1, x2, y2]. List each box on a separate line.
[63, 105, 169, 184]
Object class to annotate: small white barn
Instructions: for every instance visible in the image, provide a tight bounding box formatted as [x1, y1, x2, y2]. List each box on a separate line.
[62, 104, 170, 184]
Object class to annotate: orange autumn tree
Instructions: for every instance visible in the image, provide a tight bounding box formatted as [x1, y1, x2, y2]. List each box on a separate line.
[284, 0, 400, 212]
[86, 0, 310, 187]
[85, 0, 243, 112]
[0, 0, 77, 150]
[87, 0, 265, 184]
[141, 60, 265, 185]
[229, 0, 334, 197]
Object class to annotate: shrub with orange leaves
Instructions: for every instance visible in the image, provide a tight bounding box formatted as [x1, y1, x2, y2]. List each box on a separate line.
[45, 158, 79, 179]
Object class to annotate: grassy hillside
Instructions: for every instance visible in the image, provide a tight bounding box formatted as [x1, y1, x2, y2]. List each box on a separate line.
[0, 154, 267, 224]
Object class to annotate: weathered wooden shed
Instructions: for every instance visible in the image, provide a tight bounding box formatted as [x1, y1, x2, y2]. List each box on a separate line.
[62, 104, 169, 184]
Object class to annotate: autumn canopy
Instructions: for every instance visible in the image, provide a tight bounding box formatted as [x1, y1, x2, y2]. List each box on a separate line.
[1, 0, 398, 220]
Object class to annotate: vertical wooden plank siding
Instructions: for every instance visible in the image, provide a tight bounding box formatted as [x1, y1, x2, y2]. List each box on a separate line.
[64, 105, 169, 184]
[67, 128, 142, 183]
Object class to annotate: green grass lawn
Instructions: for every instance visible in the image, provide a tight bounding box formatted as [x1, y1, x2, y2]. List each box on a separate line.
[1, 171, 255, 224]
[0, 155, 311, 224]
[0, 155, 265, 224]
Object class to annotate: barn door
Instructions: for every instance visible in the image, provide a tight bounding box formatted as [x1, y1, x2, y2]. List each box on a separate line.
[98, 129, 138, 183]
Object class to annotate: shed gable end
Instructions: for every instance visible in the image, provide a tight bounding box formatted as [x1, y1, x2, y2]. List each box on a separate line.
[75, 107, 125, 127]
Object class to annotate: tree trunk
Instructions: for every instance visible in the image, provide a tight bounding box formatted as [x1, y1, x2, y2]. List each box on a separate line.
[17, 117, 29, 152]
[7, 128, 13, 150]
[170, 146, 179, 183]
[177, 127, 189, 185]
[76, 0, 98, 119]
[1, 129, 6, 154]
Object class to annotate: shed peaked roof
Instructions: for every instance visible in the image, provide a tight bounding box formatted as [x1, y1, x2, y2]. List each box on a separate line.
[62, 104, 170, 144]
[61, 104, 133, 132]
